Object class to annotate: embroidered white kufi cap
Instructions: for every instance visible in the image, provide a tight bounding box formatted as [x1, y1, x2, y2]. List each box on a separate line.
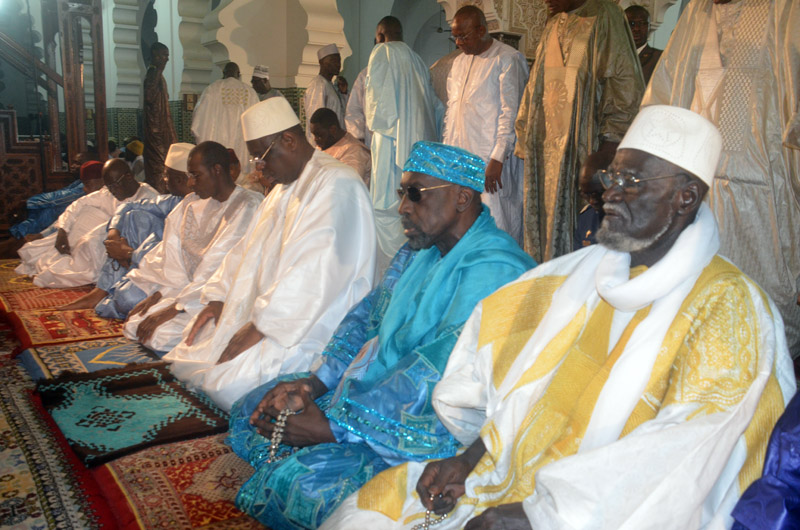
[317, 43, 339, 61]
[241, 97, 301, 141]
[618, 105, 722, 186]
[165, 142, 195, 172]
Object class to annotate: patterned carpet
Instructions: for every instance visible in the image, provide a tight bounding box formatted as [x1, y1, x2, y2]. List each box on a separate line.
[8, 308, 124, 350]
[38, 363, 230, 466]
[19, 337, 157, 381]
[0, 348, 114, 528]
[94, 433, 262, 529]
[0, 284, 93, 312]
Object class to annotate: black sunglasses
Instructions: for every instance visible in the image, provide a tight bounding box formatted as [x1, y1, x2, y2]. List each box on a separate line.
[396, 183, 453, 202]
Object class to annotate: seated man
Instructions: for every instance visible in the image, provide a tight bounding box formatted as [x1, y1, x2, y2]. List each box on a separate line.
[63, 143, 195, 313]
[117, 141, 263, 352]
[16, 159, 157, 287]
[309, 107, 371, 186]
[226, 141, 534, 530]
[11, 152, 104, 239]
[323, 106, 796, 529]
[163, 97, 376, 411]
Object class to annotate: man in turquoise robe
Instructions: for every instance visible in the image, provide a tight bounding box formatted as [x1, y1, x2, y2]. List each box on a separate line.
[226, 141, 535, 530]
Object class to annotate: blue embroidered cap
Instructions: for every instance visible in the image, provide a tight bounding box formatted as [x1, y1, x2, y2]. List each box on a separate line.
[402, 141, 486, 192]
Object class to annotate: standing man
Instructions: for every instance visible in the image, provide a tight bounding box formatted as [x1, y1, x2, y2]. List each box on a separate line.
[251, 65, 284, 101]
[303, 44, 344, 146]
[191, 62, 260, 175]
[366, 15, 441, 273]
[625, 5, 662, 84]
[444, 5, 529, 245]
[515, 0, 644, 262]
[643, 0, 800, 356]
[143, 42, 178, 191]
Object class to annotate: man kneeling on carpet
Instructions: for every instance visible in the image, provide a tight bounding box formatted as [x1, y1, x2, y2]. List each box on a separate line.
[323, 105, 796, 530]
[225, 141, 535, 530]
[62, 142, 195, 313]
[114, 141, 262, 352]
[16, 159, 158, 287]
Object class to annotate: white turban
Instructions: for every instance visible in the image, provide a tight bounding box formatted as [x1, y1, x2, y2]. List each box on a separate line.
[619, 105, 722, 186]
[241, 97, 301, 142]
[317, 43, 339, 61]
[253, 65, 269, 80]
[165, 143, 194, 173]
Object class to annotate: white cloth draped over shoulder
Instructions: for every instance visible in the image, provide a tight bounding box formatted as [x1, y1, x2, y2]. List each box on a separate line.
[164, 150, 376, 411]
[191, 77, 260, 174]
[304, 75, 344, 147]
[443, 39, 529, 245]
[16, 184, 158, 287]
[345, 68, 371, 146]
[123, 186, 263, 352]
[325, 132, 371, 187]
[365, 41, 442, 274]
[323, 204, 795, 529]
[642, 0, 800, 355]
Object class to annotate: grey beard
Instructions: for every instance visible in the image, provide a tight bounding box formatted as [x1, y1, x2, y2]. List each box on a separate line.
[597, 203, 675, 253]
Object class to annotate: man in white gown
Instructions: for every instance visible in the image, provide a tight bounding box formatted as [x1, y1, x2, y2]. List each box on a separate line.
[119, 141, 263, 353]
[16, 158, 157, 287]
[443, 5, 528, 245]
[366, 16, 441, 274]
[642, 0, 800, 356]
[323, 106, 795, 530]
[191, 62, 260, 175]
[164, 97, 376, 411]
[303, 44, 344, 147]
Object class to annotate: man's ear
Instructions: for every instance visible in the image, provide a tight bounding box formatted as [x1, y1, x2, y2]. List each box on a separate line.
[456, 186, 476, 212]
[676, 178, 703, 215]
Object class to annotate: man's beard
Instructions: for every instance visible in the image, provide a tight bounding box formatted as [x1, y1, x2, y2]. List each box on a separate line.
[596, 202, 675, 253]
[401, 217, 434, 250]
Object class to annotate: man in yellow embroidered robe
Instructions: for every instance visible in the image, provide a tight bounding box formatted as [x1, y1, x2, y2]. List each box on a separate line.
[514, 0, 644, 263]
[323, 106, 795, 529]
[642, 0, 800, 357]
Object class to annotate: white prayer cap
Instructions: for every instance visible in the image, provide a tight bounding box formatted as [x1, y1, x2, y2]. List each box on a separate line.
[317, 43, 339, 61]
[618, 105, 722, 186]
[165, 142, 194, 173]
[241, 97, 301, 141]
[253, 65, 270, 79]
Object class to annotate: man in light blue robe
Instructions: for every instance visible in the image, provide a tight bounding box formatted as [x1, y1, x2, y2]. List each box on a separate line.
[63, 143, 194, 315]
[365, 16, 442, 274]
[226, 141, 535, 530]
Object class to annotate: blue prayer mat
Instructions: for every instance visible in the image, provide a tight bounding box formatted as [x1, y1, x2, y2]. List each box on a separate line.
[19, 337, 157, 381]
[37, 362, 228, 466]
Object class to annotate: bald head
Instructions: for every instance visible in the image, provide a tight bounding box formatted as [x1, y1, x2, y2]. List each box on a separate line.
[223, 62, 240, 79]
[451, 5, 492, 55]
[103, 158, 140, 200]
[376, 16, 403, 43]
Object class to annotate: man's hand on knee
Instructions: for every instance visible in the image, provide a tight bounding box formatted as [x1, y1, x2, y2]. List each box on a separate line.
[185, 301, 224, 346]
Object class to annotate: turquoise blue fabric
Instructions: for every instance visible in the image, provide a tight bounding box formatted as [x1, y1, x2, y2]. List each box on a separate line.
[226, 207, 535, 529]
[10, 180, 84, 238]
[403, 141, 485, 192]
[95, 194, 182, 319]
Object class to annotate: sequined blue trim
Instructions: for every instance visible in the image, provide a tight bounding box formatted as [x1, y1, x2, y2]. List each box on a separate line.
[402, 141, 486, 192]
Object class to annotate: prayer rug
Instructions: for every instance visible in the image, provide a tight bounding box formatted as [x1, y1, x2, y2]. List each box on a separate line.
[8, 308, 124, 350]
[0, 284, 93, 312]
[0, 353, 115, 528]
[0, 258, 41, 293]
[19, 337, 158, 381]
[38, 363, 229, 466]
[94, 433, 263, 529]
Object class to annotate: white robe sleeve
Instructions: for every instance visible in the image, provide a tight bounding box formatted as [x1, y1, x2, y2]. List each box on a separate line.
[249, 172, 373, 348]
[174, 191, 262, 313]
[492, 51, 528, 162]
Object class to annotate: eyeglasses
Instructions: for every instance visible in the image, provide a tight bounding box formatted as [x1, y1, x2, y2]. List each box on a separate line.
[595, 169, 684, 190]
[449, 28, 477, 43]
[396, 183, 453, 202]
[249, 134, 280, 167]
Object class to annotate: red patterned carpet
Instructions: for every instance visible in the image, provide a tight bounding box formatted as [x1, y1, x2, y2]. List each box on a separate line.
[94, 433, 262, 529]
[8, 308, 124, 350]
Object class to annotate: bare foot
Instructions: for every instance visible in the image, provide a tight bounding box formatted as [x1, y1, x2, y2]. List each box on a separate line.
[61, 287, 108, 310]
